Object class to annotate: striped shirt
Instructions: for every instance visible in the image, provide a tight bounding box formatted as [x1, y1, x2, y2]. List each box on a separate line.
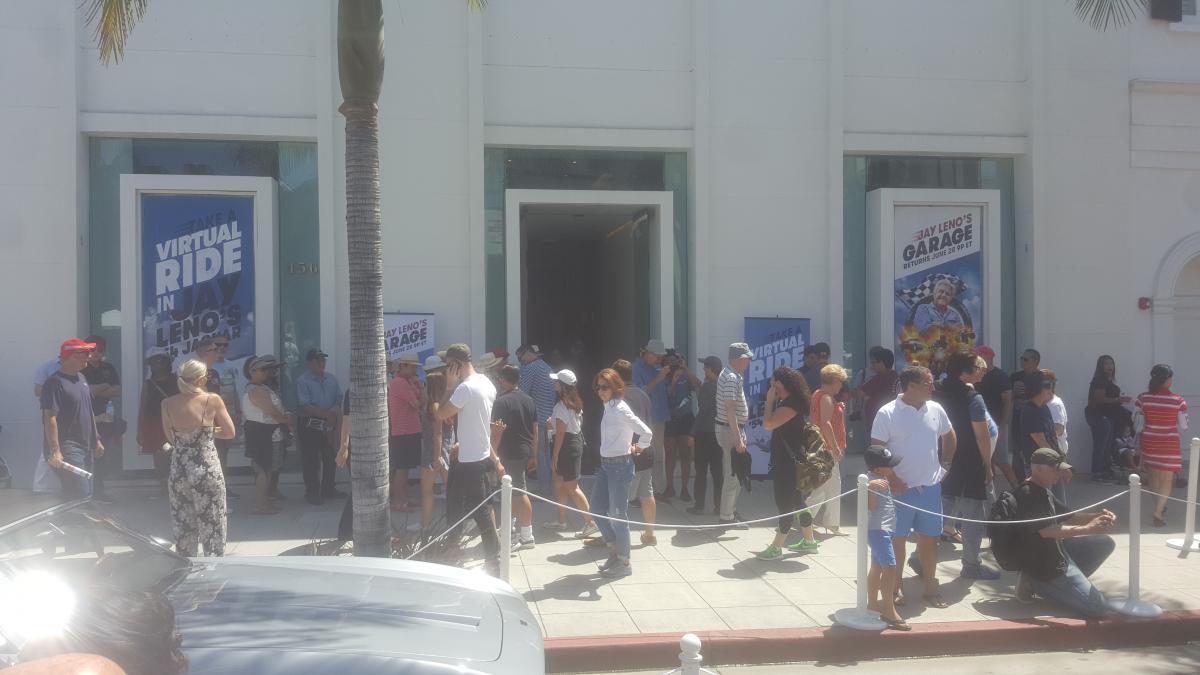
[518, 357, 557, 424]
[714, 368, 748, 425]
[1136, 391, 1188, 472]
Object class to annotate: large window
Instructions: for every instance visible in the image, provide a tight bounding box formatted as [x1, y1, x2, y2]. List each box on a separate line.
[88, 138, 321, 413]
[843, 156, 1017, 375]
[483, 148, 690, 356]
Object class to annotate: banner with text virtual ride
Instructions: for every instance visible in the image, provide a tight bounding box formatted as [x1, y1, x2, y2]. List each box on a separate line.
[743, 317, 811, 476]
[142, 194, 256, 364]
[893, 205, 983, 378]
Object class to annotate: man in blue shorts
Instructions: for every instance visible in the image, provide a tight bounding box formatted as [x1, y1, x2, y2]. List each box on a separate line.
[871, 365, 957, 608]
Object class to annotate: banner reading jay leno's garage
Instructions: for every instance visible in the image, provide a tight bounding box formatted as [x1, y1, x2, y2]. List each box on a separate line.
[142, 194, 256, 364]
[893, 205, 982, 378]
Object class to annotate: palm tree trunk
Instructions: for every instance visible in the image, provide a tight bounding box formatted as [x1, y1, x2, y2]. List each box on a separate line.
[341, 99, 390, 557]
[338, 0, 389, 558]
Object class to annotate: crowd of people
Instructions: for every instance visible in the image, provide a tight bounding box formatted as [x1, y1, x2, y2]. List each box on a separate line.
[31, 334, 1191, 620]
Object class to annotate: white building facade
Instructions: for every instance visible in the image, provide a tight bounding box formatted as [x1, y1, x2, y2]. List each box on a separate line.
[3, 0, 1200, 484]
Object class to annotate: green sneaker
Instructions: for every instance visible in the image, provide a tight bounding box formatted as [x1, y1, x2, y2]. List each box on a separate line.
[786, 539, 820, 554]
[756, 545, 784, 560]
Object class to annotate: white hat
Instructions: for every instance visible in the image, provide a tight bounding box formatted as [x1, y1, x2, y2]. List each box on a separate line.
[642, 339, 666, 355]
[549, 369, 578, 386]
[395, 352, 421, 366]
[423, 354, 446, 371]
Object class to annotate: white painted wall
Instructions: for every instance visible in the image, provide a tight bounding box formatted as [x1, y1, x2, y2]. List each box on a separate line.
[0, 1, 81, 487]
[3, 0, 1200, 483]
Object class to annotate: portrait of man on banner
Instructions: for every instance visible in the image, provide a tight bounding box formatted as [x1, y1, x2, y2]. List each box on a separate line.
[892, 205, 983, 378]
[896, 272, 977, 377]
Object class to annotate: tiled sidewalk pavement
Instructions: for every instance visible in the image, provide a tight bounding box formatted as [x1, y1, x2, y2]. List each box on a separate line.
[499, 475, 1200, 638]
[9, 469, 1199, 640]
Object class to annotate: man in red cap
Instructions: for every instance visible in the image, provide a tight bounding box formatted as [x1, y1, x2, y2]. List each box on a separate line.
[41, 338, 104, 499]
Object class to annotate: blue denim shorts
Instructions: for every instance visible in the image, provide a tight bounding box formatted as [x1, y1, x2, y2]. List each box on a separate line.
[894, 483, 944, 538]
[869, 529, 896, 567]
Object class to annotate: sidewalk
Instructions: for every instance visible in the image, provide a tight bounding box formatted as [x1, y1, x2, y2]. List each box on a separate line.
[502, 476, 1200, 639]
[8, 471, 1198, 640]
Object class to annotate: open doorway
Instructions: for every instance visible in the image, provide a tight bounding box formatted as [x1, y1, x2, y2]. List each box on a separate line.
[506, 190, 675, 465]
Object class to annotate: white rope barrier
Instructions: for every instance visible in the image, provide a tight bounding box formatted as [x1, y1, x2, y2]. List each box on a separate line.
[1143, 490, 1200, 508]
[513, 486, 856, 531]
[866, 488, 1129, 525]
[404, 488, 502, 560]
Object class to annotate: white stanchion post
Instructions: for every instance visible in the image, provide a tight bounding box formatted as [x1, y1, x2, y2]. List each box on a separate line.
[500, 474, 513, 583]
[1167, 437, 1200, 553]
[833, 474, 887, 630]
[677, 633, 702, 675]
[1109, 473, 1162, 618]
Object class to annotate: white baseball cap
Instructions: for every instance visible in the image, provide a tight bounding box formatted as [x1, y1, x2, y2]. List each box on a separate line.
[549, 369, 578, 386]
[642, 339, 666, 355]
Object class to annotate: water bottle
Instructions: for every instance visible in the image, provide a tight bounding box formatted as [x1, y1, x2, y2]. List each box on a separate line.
[60, 461, 94, 480]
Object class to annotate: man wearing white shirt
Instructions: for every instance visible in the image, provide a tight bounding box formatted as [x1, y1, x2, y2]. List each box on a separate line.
[436, 344, 502, 574]
[871, 366, 957, 608]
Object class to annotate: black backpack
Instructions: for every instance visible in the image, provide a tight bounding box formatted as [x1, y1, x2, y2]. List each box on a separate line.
[988, 490, 1024, 571]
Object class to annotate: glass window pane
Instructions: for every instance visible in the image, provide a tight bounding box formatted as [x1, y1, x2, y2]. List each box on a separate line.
[132, 139, 278, 177]
[277, 142, 322, 409]
[88, 137, 133, 382]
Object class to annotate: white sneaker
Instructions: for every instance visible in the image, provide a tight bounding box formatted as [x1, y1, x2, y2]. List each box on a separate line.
[577, 522, 600, 538]
[513, 536, 536, 551]
[543, 521, 570, 531]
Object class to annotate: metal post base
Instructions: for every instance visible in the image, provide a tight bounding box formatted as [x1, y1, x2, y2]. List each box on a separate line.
[1166, 537, 1200, 553]
[1108, 598, 1163, 618]
[833, 607, 888, 631]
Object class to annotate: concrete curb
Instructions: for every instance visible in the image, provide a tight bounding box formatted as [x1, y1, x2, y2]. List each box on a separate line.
[544, 610, 1200, 673]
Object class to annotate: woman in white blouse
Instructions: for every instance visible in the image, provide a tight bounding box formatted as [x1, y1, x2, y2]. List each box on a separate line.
[544, 370, 599, 537]
[587, 368, 653, 578]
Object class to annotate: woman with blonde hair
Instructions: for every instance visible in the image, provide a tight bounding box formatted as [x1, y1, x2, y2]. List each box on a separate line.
[161, 358, 235, 556]
[807, 363, 849, 534]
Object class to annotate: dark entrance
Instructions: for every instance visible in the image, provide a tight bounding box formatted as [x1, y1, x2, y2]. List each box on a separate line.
[521, 203, 652, 468]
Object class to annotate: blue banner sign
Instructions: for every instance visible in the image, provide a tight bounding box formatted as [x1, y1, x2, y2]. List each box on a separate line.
[743, 317, 811, 475]
[142, 193, 256, 363]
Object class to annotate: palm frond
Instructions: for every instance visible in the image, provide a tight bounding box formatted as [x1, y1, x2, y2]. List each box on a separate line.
[1071, 0, 1148, 30]
[84, 0, 148, 65]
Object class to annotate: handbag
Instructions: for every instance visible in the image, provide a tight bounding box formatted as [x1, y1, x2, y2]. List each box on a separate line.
[793, 422, 835, 493]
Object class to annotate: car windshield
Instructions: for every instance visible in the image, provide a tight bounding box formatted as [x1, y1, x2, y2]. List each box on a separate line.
[0, 502, 191, 656]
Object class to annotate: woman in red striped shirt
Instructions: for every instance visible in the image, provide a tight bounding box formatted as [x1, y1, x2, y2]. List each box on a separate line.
[1135, 364, 1189, 527]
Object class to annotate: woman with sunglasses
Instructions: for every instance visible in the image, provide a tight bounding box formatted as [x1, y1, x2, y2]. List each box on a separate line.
[587, 368, 653, 578]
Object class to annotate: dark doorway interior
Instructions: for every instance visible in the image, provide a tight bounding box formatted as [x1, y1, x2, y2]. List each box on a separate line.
[522, 204, 652, 470]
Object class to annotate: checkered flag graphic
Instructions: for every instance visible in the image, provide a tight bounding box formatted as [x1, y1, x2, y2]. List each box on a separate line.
[895, 273, 966, 311]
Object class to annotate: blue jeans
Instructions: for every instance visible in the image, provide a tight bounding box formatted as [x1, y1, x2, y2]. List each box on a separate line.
[55, 443, 93, 500]
[1085, 410, 1114, 476]
[942, 494, 988, 567]
[536, 426, 553, 496]
[1030, 535, 1115, 618]
[590, 455, 636, 560]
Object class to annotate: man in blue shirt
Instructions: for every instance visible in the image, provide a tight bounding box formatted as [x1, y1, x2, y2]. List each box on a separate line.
[517, 344, 556, 496]
[633, 339, 671, 500]
[296, 348, 344, 504]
